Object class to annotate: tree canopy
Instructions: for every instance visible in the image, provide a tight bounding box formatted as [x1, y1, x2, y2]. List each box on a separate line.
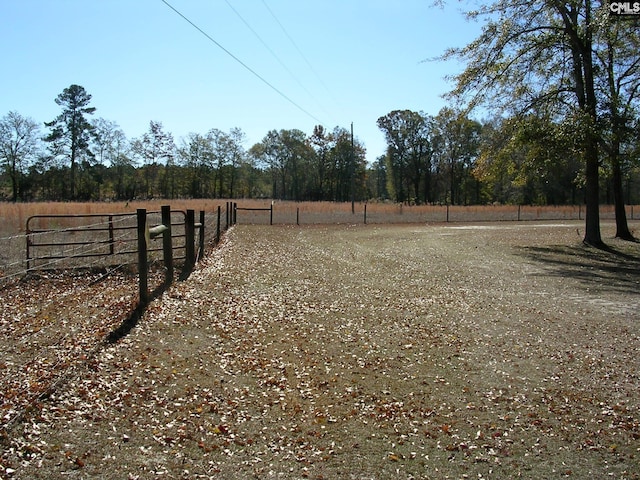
[438, 0, 640, 244]
[0, 111, 40, 202]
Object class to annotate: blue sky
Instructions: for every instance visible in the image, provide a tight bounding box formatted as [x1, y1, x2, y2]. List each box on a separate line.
[1, 0, 481, 164]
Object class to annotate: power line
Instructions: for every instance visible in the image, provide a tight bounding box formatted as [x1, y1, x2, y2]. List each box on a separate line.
[224, 0, 330, 120]
[159, 0, 326, 126]
[260, 0, 336, 104]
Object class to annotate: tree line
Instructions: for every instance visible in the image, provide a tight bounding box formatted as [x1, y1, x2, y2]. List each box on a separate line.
[1, 88, 638, 207]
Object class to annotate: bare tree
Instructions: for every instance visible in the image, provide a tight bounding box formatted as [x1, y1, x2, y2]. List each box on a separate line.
[0, 111, 41, 201]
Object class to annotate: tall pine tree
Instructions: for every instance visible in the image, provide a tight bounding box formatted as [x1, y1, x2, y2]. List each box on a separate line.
[44, 84, 96, 200]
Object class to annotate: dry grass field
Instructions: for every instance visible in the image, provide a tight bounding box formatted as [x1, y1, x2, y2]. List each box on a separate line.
[1, 200, 634, 280]
[1, 217, 639, 479]
[4, 200, 621, 281]
[0, 200, 635, 235]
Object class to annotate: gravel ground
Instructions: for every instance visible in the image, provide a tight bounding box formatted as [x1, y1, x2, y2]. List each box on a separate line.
[2, 221, 639, 479]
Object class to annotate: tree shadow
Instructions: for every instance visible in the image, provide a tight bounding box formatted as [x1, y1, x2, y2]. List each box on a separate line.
[516, 241, 640, 297]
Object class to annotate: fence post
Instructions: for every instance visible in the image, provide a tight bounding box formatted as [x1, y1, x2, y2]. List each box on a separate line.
[198, 210, 205, 261]
[364, 204, 367, 224]
[137, 208, 149, 305]
[108, 215, 115, 255]
[26, 225, 32, 271]
[233, 202, 237, 225]
[297, 207, 299, 226]
[185, 209, 196, 271]
[161, 205, 173, 286]
[216, 205, 222, 244]
[270, 203, 273, 225]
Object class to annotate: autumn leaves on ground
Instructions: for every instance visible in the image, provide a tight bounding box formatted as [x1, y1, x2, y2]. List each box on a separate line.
[2, 222, 640, 479]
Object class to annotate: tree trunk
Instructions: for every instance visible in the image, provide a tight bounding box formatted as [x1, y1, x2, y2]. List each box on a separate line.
[556, 1, 602, 246]
[70, 150, 77, 200]
[581, 1, 604, 247]
[10, 156, 18, 202]
[612, 154, 634, 240]
[583, 139, 603, 246]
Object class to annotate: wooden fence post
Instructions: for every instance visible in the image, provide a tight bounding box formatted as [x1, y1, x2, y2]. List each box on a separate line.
[161, 205, 173, 286]
[270, 203, 273, 225]
[364, 204, 367, 224]
[185, 209, 196, 271]
[137, 208, 149, 305]
[198, 210, 205, 261]
[216, 205, 222, 244]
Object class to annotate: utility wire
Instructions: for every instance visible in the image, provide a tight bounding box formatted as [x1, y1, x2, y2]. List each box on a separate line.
[160, 0, 326, 126]
[224, 0, 333, 123]
[260, 0, 337, 105]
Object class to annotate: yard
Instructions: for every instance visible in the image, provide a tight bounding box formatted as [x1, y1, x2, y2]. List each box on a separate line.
[2, 221, 639, 479]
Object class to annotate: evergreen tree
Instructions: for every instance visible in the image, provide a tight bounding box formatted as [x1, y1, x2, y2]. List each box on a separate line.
[44, 84, 96, 200]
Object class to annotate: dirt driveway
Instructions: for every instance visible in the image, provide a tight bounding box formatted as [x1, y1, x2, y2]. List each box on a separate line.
[2, 221, 639, 479]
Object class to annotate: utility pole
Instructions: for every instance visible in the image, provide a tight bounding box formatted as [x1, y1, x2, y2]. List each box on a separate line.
[351, 122, 355, 214]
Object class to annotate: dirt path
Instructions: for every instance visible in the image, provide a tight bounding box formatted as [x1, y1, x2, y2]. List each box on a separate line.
[2, 222, 639, 479]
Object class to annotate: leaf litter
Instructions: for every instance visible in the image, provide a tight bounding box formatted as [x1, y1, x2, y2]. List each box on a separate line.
[1, 222, 639, 479]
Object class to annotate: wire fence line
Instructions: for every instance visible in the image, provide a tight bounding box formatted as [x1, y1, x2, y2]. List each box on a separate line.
[232, 202, 639, 225]
[1, 204, 232, 283]
[0, 204, 232, 432]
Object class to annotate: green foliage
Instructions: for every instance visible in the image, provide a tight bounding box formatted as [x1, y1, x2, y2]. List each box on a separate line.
[377, 110, 432, 204]
[376, 109, 484, 205]
[475, 116, 582, 205]
[431, 108, 482, 205]
[249, 126, 366, 202]
[436, 0, 640, 244]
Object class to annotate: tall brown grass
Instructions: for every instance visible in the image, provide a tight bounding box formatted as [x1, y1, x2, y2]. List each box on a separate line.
[0, 200, 226, 236]
[0, 200, 637, 236]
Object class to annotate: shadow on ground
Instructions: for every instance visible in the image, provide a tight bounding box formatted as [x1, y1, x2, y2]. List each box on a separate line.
[516, 241, 640, 297]
[107, 263, 195, 343]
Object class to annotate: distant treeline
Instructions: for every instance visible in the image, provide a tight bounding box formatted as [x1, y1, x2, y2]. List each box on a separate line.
[1, 86, 639, 205]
